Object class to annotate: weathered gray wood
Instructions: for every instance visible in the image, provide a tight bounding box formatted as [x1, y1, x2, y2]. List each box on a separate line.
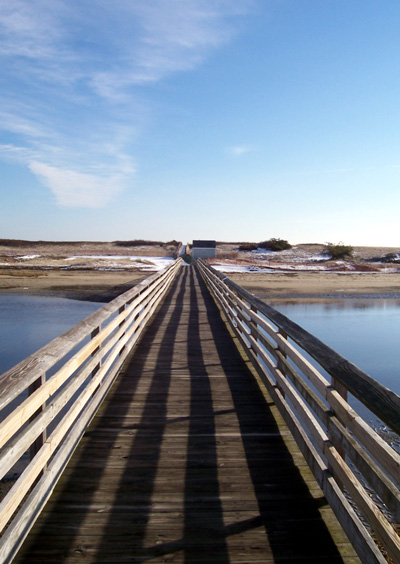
[198, 259, 400, 564]
[219, 299, 385, 564]
[200, 262, 400, 483]
[28, 373, 46, 461]
[0, 261, 182, 412]
[202, 260, 400, 434]
[0, 259, 183, 560]
[11, 266, 358, 564]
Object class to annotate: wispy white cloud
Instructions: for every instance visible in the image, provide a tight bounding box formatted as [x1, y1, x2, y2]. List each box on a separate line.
[29, 161, 130, 207]
[0, 0, 65, 59]
[227, 145, 254, 157]
[0, 0, 251, 207]
[90, 1, 252, 99]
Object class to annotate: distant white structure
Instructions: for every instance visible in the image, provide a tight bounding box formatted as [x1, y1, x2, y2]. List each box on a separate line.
[191, 240, 216, 260]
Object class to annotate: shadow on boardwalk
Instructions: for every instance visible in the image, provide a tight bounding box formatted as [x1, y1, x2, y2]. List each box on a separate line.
[15, 266, 348, 563]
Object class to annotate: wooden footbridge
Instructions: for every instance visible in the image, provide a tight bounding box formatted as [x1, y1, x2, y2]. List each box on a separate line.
[1, 259, 400, 563]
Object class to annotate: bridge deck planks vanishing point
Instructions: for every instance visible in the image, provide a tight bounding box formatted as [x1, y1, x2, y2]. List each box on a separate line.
[14, 266, 359, 563]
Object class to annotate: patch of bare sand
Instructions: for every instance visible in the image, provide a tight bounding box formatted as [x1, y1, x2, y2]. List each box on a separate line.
[0, 241, 180, 301]
[0, 269, 147, 302]
[227, 271, 400, 301]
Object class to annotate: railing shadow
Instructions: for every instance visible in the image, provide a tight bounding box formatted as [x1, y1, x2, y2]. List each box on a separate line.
[182, 268, 230, 562]
[193, 266, 346, 562]
[15, 265, 348, 563]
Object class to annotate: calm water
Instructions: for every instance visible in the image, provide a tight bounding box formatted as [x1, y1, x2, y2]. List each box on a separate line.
[1, 294, 399, 427]
[268, 298, 400, 397]
[0, 294, 101, 375]
[1, 295, 399, 389]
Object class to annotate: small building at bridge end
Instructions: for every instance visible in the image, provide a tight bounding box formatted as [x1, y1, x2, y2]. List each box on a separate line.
[191, 240, 216, 259]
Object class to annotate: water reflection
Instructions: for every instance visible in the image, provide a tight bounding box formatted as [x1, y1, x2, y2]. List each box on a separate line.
[0, 294, 100, 375]
[270, 298, 400, 311]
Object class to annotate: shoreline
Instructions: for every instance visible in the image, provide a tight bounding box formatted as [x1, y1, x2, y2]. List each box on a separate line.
[226, 271, 400, 302]
[0, 268, 148, 302]
[0, 267, 399, 303]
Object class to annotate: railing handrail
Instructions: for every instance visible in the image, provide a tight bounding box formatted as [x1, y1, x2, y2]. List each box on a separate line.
[200, 260, 400, 435]
[197, 258, 400, 564]
[0, 260, 179, 412]
[0, 258, 182, 563]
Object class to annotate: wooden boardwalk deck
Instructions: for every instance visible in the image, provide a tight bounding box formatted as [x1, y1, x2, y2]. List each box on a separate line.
[14, 266, 359, 563]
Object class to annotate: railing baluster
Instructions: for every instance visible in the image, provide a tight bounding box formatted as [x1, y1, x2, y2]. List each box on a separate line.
[276, 328, 288, 396]
[196, 258, 400, 564]
[29, 372, 46, 463]
[0, 258, 183, 562]
[118, 304, 127, 355]
[91, 325, 102, 377]
[330, 376, 348, 467]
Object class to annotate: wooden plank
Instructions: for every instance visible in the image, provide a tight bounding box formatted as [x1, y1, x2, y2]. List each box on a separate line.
[0, 260, 183, 562]
[200, 260, 400, 553]
[12, 265, 360, 564]
[201, 261, 400, 434]
[0, 260, 182, 411]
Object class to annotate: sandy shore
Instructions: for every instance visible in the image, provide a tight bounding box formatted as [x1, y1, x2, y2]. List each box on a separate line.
[1, 267, 399, 303]
[227, 271, 400, 302]
[0, 268, 148, 302]
[0, 240, 399, 302]
[0, 241, 179, 301]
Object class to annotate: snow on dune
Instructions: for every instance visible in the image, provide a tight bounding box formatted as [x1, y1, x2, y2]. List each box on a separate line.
[63, 256, 174, 271]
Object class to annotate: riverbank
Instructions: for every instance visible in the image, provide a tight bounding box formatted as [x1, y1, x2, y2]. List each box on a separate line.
[1, 267, 399, 303]
[1, 240, 399, 302]
[0, 241, 179, 301]
[227, 270, 400, 301]
[0, 268, 147, 302]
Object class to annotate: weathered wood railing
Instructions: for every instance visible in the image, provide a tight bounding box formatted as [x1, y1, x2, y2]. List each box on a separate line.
[197, 259, 400, 564]
[0, 258, 182, 563]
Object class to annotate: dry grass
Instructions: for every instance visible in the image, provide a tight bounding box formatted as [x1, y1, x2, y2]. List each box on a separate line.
[215, 242, 400, 264]
[0, 240, 181, 270]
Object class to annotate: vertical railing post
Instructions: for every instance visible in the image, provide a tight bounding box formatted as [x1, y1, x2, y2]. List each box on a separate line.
[29, 372, 46, 463]
[118, 304, 127, 355]
[330, 376, 348, 487]
[276, 329, 288, 397]
[331, 376, 348, 403]
[91, 325, 101, 378]
[249, 303, 259, 347]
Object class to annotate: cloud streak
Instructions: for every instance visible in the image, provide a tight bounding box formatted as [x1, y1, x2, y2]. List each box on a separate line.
[227, 145, 254, 157]
[0, 0, 251, 207]
[29, 161, 129, 207]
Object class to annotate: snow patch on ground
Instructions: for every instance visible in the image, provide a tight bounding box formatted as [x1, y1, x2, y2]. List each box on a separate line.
[212, 264, 275, 273]
[211, 261, 400, 274]
[249, 248, 327, 263]
[63, 256, 174, 271]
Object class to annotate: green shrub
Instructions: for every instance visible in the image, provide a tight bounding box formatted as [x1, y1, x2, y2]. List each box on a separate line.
[323, 243, 354, 260]
[259, 238, 292, 252]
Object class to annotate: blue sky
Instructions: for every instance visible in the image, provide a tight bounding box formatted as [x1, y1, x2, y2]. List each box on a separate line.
[1, 0, 400, 246]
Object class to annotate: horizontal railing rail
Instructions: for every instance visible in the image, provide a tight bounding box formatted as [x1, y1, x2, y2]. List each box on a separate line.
[0, 258, 182, 563]
[197, 259, 400, 564]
